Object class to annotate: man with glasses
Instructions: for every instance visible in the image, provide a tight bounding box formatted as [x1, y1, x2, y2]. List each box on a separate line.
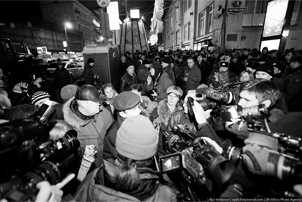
[183, 57, 201, 92]
[63, 84, 113, 167]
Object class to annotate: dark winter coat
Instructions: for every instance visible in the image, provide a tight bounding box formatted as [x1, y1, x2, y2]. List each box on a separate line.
[184, 64, 201, 91]
[102, 116, 123, 161]
[197, 61, 211, 85]
[154, 72, 173, 101]
[120, 72, 137, 92]
[83, 63, 94, 85]
[282, 66, 302, 112]
[53, 67, 72, 90]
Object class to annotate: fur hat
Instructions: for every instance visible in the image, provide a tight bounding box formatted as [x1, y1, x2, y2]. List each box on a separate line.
[113, 91, 140, 111]
[31, 91, 50, 106]
[61, 84, 79, 102]
[116, 115, 158, 160]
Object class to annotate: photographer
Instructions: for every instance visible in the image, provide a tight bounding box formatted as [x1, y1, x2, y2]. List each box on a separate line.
[207, 59, 238, 89]
[226, 79, 286, 139]
[73, 115, 178, 201]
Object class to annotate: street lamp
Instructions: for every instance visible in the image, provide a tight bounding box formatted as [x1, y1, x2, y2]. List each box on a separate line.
[64, 22, 72, 57]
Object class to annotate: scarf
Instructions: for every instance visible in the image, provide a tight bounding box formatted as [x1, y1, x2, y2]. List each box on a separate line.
[70, 98, 94, 121]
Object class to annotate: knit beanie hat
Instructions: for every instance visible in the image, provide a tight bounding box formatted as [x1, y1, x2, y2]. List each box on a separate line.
[116, 115, 158, 160]
[113, 91, 140, 111]
[256, 63, 274, 77]
[60, 84, 79, 102]
[87, 58, 94, 64]
[31, 91, 50, 106]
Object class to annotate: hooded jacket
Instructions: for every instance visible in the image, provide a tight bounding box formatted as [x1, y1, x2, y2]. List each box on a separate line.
[63, 98, 113, 167]
[73, 160, 178, 202]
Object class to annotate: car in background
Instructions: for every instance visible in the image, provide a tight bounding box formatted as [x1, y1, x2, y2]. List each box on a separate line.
[47, 61, 84, 81]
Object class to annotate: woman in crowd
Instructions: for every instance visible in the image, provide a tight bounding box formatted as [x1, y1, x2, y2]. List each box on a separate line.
[102, 83, 118, 116]
[73, 115, 178, 202]
[239, 70, 254, 82]
[150, 86, 184, 131]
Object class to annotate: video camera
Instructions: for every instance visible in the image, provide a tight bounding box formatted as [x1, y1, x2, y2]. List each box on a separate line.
[156, 125, 234, 193]
[0, 103, 82, 201]
[0, 146, 81, 201]
[221, 132, 302, 197]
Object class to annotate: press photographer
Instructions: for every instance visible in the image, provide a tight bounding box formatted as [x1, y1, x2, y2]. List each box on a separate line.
[225, 79, 288, 139]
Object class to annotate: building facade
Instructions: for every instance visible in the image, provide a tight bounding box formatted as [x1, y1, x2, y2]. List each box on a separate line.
[40, 0, 96, 47]
[163, 0, 302, 52]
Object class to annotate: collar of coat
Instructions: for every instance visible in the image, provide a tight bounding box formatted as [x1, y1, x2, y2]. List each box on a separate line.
[63, 98, 94, 128]
[157, 98, 183, 126]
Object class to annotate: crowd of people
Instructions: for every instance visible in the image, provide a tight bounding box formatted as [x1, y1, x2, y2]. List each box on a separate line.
[0, 46, 302, 201]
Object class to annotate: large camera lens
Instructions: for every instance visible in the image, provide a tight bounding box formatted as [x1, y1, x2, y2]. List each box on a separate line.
[24, 147, 80, 185]
[204, 89, 233, 104]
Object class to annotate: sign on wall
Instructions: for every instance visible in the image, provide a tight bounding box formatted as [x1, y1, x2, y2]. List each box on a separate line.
[96, 0, 110, 8]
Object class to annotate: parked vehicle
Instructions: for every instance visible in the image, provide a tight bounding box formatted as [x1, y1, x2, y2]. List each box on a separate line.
[47, 61, 84, 81]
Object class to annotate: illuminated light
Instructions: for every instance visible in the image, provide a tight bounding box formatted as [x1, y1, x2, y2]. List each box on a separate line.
[99, 36, 104, 41]
[282, 30, 289, 37]
[92, 19, 100, 27]
[107, 2, 120, 30]
[64, 22, 72, 29]
[130, 9, 140, 19]
[150, 34, 158, 45]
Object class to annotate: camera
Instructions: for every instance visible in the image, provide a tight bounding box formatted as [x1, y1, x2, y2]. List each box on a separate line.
[0, 146, 81, 201]
[36, 129, 80, 161]
[0, 117, 81, 201]
[159, 126, 235, 190]
[221, 132, 302, 182]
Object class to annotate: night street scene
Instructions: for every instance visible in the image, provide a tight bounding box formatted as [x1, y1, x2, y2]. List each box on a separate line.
[0, 0, 302, 201]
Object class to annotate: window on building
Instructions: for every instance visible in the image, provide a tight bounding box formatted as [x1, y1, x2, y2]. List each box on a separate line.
[208, 4, 213, 33]
[188, 21, 191, 40]
[199, 11, 205, 36]
[176, 30, 180, 44]
[246, 0, 268, 14]
[176, 8, 179, 22]
[171, 17, 173, 28]
[184, 23, 188, 41]
[291, 0, 301, 25]
[183, 0, 191, 12]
